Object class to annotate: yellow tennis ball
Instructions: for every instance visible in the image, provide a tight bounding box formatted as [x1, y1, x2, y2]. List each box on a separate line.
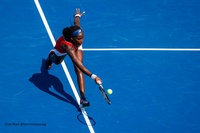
[107, 89, 113, 95]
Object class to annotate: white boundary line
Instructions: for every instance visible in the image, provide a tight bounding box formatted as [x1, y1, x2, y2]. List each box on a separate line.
[83, 48, 200, 51]
[34, 0, 95, 133]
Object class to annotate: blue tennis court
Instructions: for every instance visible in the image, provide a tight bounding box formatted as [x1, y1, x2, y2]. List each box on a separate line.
[1, 0, 200, 133]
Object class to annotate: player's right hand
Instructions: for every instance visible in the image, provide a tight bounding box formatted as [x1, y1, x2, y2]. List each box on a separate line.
[95, 77, 102, 85]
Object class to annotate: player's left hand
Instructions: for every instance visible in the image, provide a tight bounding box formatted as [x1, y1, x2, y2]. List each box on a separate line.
[74, 8, 85, 17]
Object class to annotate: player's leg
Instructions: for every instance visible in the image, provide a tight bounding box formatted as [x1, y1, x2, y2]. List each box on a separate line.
[46, 50, 66, 69]
[74, 49, 90, 107]
[46, 51, 54, 69]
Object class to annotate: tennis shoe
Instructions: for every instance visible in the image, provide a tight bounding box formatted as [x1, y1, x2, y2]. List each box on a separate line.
[80, 98, 90, 108]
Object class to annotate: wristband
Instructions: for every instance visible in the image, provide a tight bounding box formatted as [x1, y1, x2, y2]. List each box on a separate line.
[90, 74, 97, 80]
[74, 14, 81, 18]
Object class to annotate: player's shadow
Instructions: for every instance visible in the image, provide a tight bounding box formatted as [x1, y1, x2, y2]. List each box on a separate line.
[29, 59, 80, 111]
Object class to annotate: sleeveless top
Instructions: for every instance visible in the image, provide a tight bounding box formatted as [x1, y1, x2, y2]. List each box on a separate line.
[55, 36, 77, 53]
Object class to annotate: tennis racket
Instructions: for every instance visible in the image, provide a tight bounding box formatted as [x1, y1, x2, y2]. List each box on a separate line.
[98, 84, 111, 105]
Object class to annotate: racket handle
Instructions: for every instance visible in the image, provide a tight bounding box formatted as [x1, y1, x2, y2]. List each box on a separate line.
[98, 84, 103, 87]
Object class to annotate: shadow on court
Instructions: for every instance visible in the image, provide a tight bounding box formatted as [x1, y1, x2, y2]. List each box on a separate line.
[29, 59, 80, 111]
[77, 112, 96, 126]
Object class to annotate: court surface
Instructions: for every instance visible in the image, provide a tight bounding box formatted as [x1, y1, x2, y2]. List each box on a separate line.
[1, 0, 200, 133]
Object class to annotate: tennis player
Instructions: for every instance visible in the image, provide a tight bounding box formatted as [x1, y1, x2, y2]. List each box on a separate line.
[46, 8, 102, 108]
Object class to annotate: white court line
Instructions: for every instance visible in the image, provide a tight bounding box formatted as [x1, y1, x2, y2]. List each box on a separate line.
[34, 0, 95, 133]
[83, 48, 200, 51]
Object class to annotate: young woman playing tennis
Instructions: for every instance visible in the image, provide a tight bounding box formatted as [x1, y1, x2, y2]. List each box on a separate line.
[46, 8, 102, 108]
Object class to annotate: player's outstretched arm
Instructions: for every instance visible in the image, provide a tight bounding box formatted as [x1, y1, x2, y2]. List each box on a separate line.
[74, 8, 85, 27]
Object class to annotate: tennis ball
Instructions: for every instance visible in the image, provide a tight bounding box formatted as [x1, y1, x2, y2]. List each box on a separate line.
[107, 89, 113, 95]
